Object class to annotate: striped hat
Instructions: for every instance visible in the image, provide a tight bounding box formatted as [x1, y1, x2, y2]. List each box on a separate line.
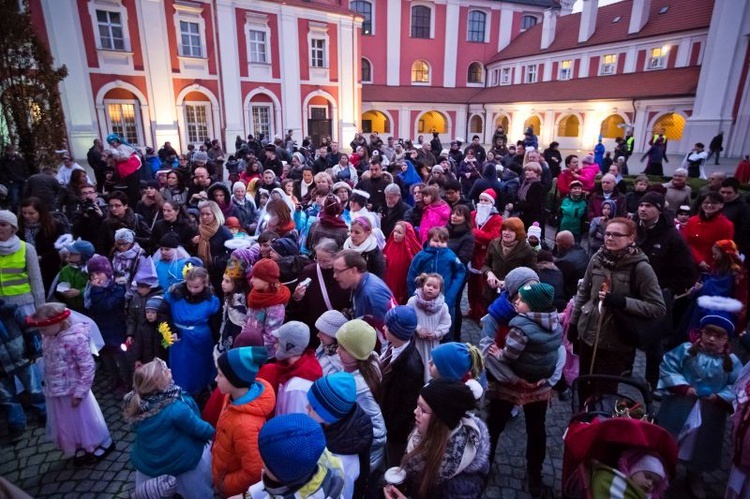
[307, 372, 357, 424]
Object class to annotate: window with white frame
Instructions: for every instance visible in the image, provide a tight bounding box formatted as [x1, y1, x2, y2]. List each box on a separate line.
[310, 38, 326, 68]
[184, 103, 210, 145]
[491, 69, 499, 86]
[525, 65, 537, 83]
[180, 21, 202, 57]
[468, 62, 483, 84]
[250, 104, 272, 140]
[521, 15, 537, 30]
[411, 60, 430, 84]
[559, 59, 572, 80]
[361, 58, 372, 83]
[467, 11, 487, 43]
[96, 10, 125, 50]
[106, 101, 141, 145]
[248, 29, 268, 64]
[648, 47, 668, 69]
[350, 0, 373, 35]
[174, 3, 206, 60]
[411, 5, 431, 38]
[600, 54, 617, 75]
[500, 67, 511, 85]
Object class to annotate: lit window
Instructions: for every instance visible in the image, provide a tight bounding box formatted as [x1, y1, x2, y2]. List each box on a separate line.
[600, 54, 617, 75]
[500, 67, 511, 85]
[185, 104, 209, 145]
[106, 102, 140, 145]
[350, 1, 373, 35]
[179, 21, 202, 57]
[250, 105, 272, 139]
[412, 60, 430, 83]
[310, 38, 326, 68]
[96, 10, 125, 50]
[525, 65, 537, 83]
[411, 5, 431, 38]
[468, 62, 483, 83]
[467, 11, 486, 43]
[648, 47, 669, 69]
[521, 15, 537, 30]
[248, 29, 267, 64]
[559, 60, 572, 80]
[361, 58, 372, 82]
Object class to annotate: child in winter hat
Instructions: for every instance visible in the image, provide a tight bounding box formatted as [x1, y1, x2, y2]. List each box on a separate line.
[306, 372, 358, 425]
[527, 222, 544, 252]
[54, 239, 96, 311]
[314, 310, 347, 374]
[430, 342, 485, 400]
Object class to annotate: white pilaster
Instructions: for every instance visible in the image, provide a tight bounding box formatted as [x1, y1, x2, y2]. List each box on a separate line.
[497, 6, 513, 52]
[542, 58, 553, 81]
[137, 0, 179, 149]
[216, 0, 245, 147]
[278, 7, 303, 137]
[456, 106, 468, 143]
[40, 0, 98, 159]
[386, 0, 401, 86]
[624, 46, 637, 73]
[578, 54, 590, 78]
[675, 38, 691, 68]
[338, 22, 359, 147]
[442, 0, 460, 87]
[399, 105, 411, 140]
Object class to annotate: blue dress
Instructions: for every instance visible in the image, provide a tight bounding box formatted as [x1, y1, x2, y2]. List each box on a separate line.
[164, 289, 220, 394]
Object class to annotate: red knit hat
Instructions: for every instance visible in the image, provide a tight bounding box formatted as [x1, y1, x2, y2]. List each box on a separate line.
[225, 217, 241, 229]
[479, 189, 496, 202]
[251, 258, 280, 283]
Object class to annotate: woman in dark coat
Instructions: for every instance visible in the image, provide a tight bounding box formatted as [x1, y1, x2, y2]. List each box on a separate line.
[18, 197, 68, 292]
[193, 200, 232, 291]
[306, 194, 349, 250]
[512, 161, 545, 230]
[481, 217, 536, 301]
[446, 204, 475, 340]
[149, 201, 197, 253]
[286, 238, 351, 348]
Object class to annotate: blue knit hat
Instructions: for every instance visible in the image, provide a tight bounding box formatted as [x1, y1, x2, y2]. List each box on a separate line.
[64, 239, 95, 261]
[698, 296, 744, 336]
[307, 372, 357, 424]
[385, 306, 417, 341]
[431, 343, 471, 381]
[217, 346, 268, 388]
[259, 414, 326, 484]
[145, 295, 164, 311]
[270, 237, 299, 258]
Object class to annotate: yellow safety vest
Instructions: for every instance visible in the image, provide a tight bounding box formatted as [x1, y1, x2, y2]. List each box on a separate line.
[0, 241, 31, 296]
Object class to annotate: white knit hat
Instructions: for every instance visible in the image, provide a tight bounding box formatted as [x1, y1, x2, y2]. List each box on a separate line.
[315, 310, 349, 337]
[0, 211, 18, 229]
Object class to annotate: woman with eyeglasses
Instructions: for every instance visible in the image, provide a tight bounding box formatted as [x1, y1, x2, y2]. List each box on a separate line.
[569, 217, 666, 401]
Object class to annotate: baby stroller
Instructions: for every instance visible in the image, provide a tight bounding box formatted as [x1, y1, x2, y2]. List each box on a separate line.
[562, 375, 679, 499]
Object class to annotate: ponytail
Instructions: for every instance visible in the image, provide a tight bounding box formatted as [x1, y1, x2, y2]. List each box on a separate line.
[466, 343, 485, 380]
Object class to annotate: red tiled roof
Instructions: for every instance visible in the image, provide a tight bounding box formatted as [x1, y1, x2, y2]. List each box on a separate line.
[468, 66, 701, 103]
[361, 85, 482, 104]
[489, 0, 714, 63]
[361, 66, 700, 105]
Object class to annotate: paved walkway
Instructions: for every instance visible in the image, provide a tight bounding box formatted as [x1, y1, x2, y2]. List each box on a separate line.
[0, 310, 733, 498]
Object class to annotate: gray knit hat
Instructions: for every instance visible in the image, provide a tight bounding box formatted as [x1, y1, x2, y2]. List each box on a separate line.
[504, 267, 540, 298]
[0, 211, 18, 229]
[315, 310, 349, 338]
[273, 321, 310, 360]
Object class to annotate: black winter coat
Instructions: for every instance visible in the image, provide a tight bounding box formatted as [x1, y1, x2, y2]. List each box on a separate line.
[447, 225, 475, 266]
[324, 404, 374, 498]
[635, 214, 698, 294]
[381, 341, 424, 444]
[150, 218, 197, 253]
[381, 201, 410, 239]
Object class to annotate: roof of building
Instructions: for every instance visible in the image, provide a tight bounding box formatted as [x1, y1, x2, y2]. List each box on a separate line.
[469, 66, 701, 102]
[489, 0, 714, 63]
[362, 66, 700, 104]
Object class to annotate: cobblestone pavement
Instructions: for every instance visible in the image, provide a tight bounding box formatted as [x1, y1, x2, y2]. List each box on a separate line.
[0, 305, 732, 498]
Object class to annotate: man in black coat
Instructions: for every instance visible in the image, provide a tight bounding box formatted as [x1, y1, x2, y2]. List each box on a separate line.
[720, 177, 750, 259]
[553, 230, 589, 301]
[379, 306, 424, 467]
[87, 139, 108, 192]
[380, 183, 409, 239]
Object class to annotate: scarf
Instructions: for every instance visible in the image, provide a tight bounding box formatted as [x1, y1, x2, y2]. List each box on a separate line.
[403, 418, 478, 484]
[217, 200, 233, 218]
[344, 234, 378, 253]
[501, 239, 518, 255]
[598, 244, 641, 270]
[415, 288, 445, 314]
[23, 223, 40, 247]
[0, 235, 22, 255]
[198, 219, 220, 268]
[259, 349, 322, 393]
[475, 204, 493, 227]
[246, 284, 291, 309]
[517, 177, 540, 201]
[124, 384, 182, 424]
[319, 211, 348, 230]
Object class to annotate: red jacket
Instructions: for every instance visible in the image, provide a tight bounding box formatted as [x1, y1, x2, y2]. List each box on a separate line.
[685, 213, 734, 266]
[471, 212, 503, 269]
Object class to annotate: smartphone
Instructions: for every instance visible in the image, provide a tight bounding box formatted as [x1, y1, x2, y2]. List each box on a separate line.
[298, 277, 312, 288]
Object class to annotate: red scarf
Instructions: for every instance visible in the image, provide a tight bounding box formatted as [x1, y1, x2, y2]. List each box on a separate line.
[246, 285, 291, 309]
[383, 222, 422, 304]
[258, 350, 322, 393]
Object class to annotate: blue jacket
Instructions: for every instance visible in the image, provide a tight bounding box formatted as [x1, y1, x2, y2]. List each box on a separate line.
[85, 281, 126, 347]
[407, 246, 467, 308]
[130, 392, 214, 477]
[352, 273, 394, 323]
[487, 289, 515, 326]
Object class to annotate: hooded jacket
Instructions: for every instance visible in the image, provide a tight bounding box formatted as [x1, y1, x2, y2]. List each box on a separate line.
[635, 213, 698, 294]
[407, 246, 467, 308]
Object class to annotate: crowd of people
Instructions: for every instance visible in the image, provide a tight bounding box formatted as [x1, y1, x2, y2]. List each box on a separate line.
[0, 127, 749, 499]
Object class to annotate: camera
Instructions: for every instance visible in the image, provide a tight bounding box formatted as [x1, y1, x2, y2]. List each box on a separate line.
[81, 198, 97, 214]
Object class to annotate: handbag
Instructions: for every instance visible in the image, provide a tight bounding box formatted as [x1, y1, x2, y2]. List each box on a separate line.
[612, 262, 672, 349]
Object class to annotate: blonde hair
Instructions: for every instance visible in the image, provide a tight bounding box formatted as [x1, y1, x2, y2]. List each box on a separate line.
[466, 344, 485, 380]
[30, 302, 72, 329]
[124, 359, 171, 419]
[198, 200, 225, 226]
[415, 272, 444, 291]
[185, 266, 212, 291]
[523, 161, 542, 174]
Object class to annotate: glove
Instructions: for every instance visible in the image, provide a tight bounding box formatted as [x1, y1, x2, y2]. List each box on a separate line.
[602, 294, 626, 310]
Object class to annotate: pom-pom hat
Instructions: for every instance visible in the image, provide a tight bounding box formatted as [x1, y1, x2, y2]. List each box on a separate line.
[479, 189, 496, 202]
[527, 222, 542, 240]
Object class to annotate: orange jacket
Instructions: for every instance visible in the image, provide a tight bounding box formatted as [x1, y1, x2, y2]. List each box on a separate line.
[212, 378, 276, 497]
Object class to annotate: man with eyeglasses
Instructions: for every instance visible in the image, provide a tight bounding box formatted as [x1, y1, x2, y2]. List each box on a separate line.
[101, 190, 151, 253]
[332, 250, 395, 325]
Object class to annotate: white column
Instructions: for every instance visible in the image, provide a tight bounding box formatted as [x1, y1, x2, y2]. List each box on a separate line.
[442, 0, 460, 88]
[497, 5, 513, 52]
[216, 0, 245, 148]
[386, 0, 402, 86]
[338, 22, 359, 147]
[399, 105, 411, 140]
[455, 106, 468, 144]
[137, 0, 179, 149]
[578, 54, 590, 78]
[40, 0, 98, 159]
[278, 7, 303, 137]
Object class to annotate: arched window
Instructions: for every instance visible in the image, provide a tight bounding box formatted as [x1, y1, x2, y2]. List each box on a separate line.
[350, 0, 373, 35]
[468, 62, 483, 83]
[412, 60, 430, 84]
[469, 115, 483, 134]
[600, 114, 626, 139]
[521, 15, 537, 30]
[467, 11, 486, 42]
[653, 113, 686, 140]
[557, 115, 580, 137]
[361, 58, 372, 83]
[411, 5, 431, 38]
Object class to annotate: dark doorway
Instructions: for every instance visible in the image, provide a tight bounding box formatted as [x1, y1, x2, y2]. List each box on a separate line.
[308, 119, 332, 148]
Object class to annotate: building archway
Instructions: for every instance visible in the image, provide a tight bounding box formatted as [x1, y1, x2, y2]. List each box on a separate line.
[494, 114, 509, 132]
[652, 112, 686, 141]
[95, 81, 149, 146]
[303, 90, 338, 146]
[244, 88, 282, 142]
[600, 113, 628, 139]
[523, 115, 542, 136]
[176, 84, 220, 149]
[469, 114, 483, 134]
[361, 110, 391, 134]
[557, 114, 580, 137]
[415, 110, 448, 136]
